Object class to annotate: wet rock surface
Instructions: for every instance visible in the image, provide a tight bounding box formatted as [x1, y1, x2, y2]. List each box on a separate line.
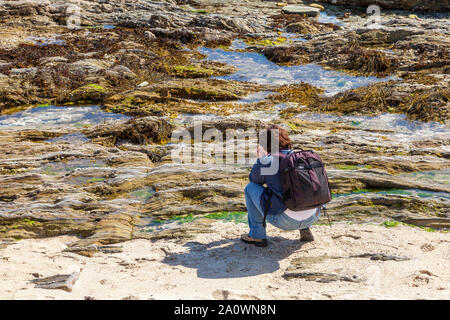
[318, 0, 450, 12]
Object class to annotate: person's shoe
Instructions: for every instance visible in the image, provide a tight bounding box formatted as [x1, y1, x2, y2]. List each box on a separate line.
[300, 228, 314, 242]
[241, 234, 268, 247]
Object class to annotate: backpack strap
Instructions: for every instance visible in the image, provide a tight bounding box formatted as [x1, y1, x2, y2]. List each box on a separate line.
[322, 205, 332, 227]
[262, 188, 283, 228]
[295, 157, 321, 194]
[262, 189, 272, 228]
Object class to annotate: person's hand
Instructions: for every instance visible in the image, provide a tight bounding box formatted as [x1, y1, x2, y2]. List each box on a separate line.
[256, 145, 267, 159]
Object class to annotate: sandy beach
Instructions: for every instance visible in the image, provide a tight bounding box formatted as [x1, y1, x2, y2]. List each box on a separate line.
[1, 220, 448, 300]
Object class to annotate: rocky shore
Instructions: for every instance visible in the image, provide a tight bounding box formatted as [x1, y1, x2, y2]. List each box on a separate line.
[0, 0, 448, 299]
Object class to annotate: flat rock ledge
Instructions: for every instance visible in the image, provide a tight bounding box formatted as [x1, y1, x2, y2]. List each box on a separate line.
[282, 5, 321, 17]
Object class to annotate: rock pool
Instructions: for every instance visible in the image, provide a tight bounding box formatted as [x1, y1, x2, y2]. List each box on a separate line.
[0, 106, 131, 129]
[199, 45, 397, 95]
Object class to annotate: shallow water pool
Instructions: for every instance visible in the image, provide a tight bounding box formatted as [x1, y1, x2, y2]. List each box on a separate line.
[0, 105, 131, 129]
[127, 187, 156, 202]
[46, 133, 90, 144]
[297, 112, 450, 142]
[401, 170, 450, 186]
[199, 46, 397, 95]
[318, 11, 344, 25]
[26, 36, 66, 46]
[38, 159, 107, 177]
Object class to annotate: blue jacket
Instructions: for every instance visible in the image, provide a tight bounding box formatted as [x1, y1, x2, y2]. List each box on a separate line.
[249, 150, 291, 216]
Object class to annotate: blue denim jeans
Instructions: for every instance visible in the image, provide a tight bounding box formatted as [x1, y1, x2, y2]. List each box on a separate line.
[245, 182, 321, 239]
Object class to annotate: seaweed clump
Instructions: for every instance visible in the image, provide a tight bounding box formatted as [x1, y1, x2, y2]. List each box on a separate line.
[311, 82, 449, 123]
[268, 82, 324, 105]
[311, 82, 391, 115]
[85, 116, 174, 145]
[404, 87, 449, 122]
[262, 45, 310, 66]
[315, 39, 398, 77]
[344, 48, 397, 76]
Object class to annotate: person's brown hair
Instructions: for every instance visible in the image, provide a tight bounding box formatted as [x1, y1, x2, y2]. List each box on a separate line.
[258, 124, 292, 154]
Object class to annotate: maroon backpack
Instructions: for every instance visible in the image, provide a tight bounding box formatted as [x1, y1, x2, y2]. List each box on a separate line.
[262, 150, 333, 227]
[279, 150, 332, 211]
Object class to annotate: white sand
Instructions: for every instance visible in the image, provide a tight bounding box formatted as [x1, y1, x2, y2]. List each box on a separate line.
[1, 221, 449, 300]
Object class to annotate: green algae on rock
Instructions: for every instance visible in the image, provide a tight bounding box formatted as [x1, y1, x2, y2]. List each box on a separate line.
[0, 217, 96, 240]
[103, 78, 264, 116]
[64, 84, 109, 104]
[169, 62, 237, 78]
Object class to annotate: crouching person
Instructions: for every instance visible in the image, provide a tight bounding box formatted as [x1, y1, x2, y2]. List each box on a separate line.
[241, 125, 326, 247]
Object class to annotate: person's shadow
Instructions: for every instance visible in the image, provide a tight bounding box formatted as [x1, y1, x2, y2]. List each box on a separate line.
[161, 237, 308, 279]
